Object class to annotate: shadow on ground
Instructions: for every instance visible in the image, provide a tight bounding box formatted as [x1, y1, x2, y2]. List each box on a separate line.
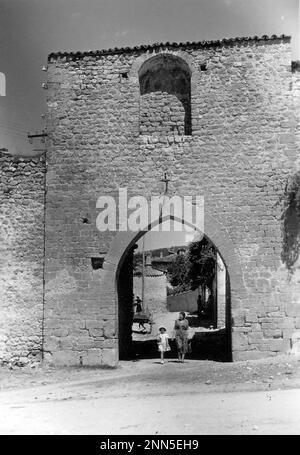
[131, 329, 231, 362]
[186, 313, 215, 329]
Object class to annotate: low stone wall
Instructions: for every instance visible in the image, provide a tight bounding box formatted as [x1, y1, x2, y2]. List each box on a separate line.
[167, 289, 198, 313]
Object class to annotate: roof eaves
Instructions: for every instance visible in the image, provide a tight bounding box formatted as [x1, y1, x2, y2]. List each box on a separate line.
[48, 34, 291, 62]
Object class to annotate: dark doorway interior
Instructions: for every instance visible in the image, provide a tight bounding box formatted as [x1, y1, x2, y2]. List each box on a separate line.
[117, 245, 135, 360]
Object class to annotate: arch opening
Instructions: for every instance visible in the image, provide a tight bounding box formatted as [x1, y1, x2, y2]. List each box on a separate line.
[138, 54, 192, 136]
[116, 218, 232, 362]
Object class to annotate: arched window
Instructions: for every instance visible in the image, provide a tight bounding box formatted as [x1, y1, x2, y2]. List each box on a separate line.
[138, 54, 191, 135]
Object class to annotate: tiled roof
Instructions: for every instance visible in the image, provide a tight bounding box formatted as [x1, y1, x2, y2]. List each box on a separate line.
[48, 34, 290, 61]
[152, 254, 177, 264]
[134, 265, 165, 277]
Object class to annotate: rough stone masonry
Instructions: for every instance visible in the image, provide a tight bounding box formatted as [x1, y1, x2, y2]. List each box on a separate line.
[1, 35, 300, 366]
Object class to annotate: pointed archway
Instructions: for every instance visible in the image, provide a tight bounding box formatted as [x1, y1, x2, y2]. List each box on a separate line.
[101, 213, 245, 364]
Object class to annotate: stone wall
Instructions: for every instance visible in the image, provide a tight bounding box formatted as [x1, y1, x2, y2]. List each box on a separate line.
[140, 92, 185, 135]
[292, 62, 300, 150]
[288, 62, 300, 355]
[0, 151, 45, 365]
[44, 36, 300, 364]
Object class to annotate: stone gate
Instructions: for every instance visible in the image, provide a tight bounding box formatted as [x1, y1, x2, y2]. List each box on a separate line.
[1, 34, 300, 365]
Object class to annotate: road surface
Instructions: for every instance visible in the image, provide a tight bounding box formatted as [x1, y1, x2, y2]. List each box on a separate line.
[0, 357, 300, 435]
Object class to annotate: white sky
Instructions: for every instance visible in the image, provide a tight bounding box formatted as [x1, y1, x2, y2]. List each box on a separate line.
[0, 0, 298, 153]
[136, 220, 201, 251]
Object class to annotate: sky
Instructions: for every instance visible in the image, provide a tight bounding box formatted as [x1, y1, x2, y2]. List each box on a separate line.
[136, 220, 197, 252]
[0, 0, 299, 155]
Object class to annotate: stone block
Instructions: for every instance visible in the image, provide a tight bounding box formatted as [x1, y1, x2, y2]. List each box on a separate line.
[232, 326, 252, 333]
[85, 349, 101, 366]
[74, 338, 95, 350]
[233, 350, 271, 361]
[267, 311, 286, 318]
[263, 329, 282, 339]
[103, 321, 116, 338]
[264, 306, 280, 313]
[18, 356, 29, 366]
[43, 352, 53, 363]
[268, 339, 290, 352]
[53, 329, 69, 337]
[248, 332, 263, 344]
[94, 340, 104, 348]
[279, 133, 295, 144]
[232, 315, 246, 326]
[282, 329, 294, 339]
[51, 350, 81, 366]
[232, 333, 248, 350]
[44, 319, 62, 329]
[88, 328, 104, 338]
[101, 348, 117, 367]
[85, 319, 104, 330]
[59, 338, 74, 350]
[44, 336, 59, 351]
[252, 323, 262, 331]
[103, 338, 117, 349]
[245, 311, 258, 323]
[261, 322, 278, 330]
[280, 318, 295, 329]
[295, 318, 300, 329]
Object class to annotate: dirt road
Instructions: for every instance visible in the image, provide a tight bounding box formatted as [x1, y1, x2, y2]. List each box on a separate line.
[0, 357, 300, 435]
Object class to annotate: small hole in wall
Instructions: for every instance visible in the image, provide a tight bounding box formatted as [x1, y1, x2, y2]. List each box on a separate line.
[200, 63, 207, 71]
[121, 72, 128, 79]
[291, 61, 300, 73]
[82, 217, 90, 224]
[91, 257, 104, 270]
